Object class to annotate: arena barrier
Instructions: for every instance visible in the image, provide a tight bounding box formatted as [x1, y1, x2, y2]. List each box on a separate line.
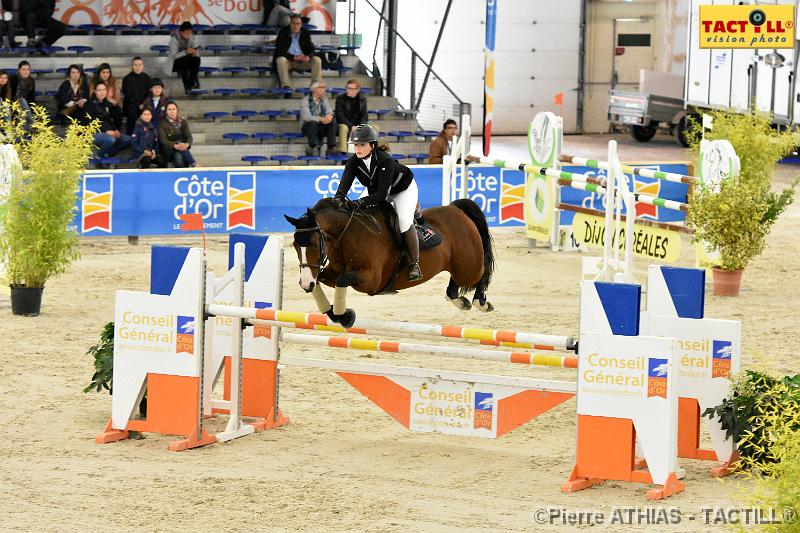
[97, 235, 741, 498]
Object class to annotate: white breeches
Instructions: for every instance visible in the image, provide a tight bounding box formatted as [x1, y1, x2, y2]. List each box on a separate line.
[387, 179, 418, 232]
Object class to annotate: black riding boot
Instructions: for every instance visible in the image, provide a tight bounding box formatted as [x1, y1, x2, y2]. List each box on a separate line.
[402, 227, 422, 281]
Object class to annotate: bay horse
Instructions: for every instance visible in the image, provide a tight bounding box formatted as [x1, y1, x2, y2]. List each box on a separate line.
[284, 197, 495, 327]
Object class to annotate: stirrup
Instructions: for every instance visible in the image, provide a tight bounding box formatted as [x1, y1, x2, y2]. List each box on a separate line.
[408, 262, 423, 281]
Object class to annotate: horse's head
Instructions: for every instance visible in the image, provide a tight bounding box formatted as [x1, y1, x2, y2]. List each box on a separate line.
[284, 208, 323, 293]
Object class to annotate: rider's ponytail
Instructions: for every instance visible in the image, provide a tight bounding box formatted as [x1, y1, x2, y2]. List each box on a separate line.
[371, 142, 391, 153]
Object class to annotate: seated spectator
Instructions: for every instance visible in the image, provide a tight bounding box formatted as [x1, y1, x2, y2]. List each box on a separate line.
[300, 80, 336, 157]
[130, 108, 160, 169]
[122, 56, 152, 135]
[144, 78, 169, 131]
[0, 69, 11, 102]
[273, 14, 321, 96]
[334, 78, 368, 153]
[428, 118, 458, 164]
[159, 101, 197, 168]
[22, 0, 67, 52]
[263, 0, 292, 27]
[90, 63, 122, 109]
[86, 81, 133, 160]
[9, 60, 35, 130]
[55, 64, 89, 125]
[0, 0, 19, 50]
[169, 21, 201, 94]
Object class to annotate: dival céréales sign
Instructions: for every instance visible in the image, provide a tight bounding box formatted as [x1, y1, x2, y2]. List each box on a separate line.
[699, 4, 795, 49]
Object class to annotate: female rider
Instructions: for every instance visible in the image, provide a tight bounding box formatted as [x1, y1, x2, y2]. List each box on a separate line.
[334, 124, 422, 281]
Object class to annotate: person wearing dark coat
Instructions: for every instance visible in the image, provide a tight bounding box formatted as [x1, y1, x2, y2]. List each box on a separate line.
[122, 56, 152, 135]
[334, 78, 369, 152]
[143, 78, 169, 134]
[85, 81, 132, 159]
[158, 101, 197, 168]
[22, 0, 67, 50]
[273, 14, 321, 93]
[9, 61, 35, 130]
[130, 108, 160, 168]
[55, 64, 90, 125]
[334, 124, 422, 281]
[0, 0, 19, 50]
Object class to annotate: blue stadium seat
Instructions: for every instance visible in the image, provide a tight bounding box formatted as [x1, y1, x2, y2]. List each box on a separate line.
[416, 130, 439, 140]
[241, 88, 267, 97]
[297, 155, 321, 164]
[252, 132, 277, 143]
[161, 24, 179, 31]
[12, 47, 36, 54]
[192, 24, 211, 32]
[150, 45, 170, 55]
[203, 111, 230, 121]
[55, 67, 69, 76]
[360, 88, 374, 94]
[370, 109, 393, 118]
[269, 87, 293, 97]
[281, 132, 304, 142]
[231, 45, 257, 53]
[188, 89, 209, 97]
[213, 24, 236, 33]
[388, 130, 413, 141]
[390, 153, 407, 160]
[32, 69, 52, 77]
[294, 87, 310, 95]
[133, 24, 157, 33]
[232, 110, 258, 120]
[78, 24, 104, 33]
[259, 110, 283, 119]
[222, 67, 247, 76]
[107, 24, 130, 33]
[407, 153, 429, 163]
[223, 132, 249, 144]
[318, 45, 337, 52]
[205, 45, 229, 55]
[240, 24, 264, 31]
[250, 66, 272, 76]
[284, 109, 301, 119]
[271, 155, 295, 164]
[260, 45, 276, 54]
[45, 90, 58, 97]
[84, 67, 96, 75]
[199, 66, 220, 76]
[68, 45, 94, 54]
[213, 88, 238, 97]
[328, 87, 345, 95]
[327, 153, 349, 163]
[242, 155, 268, 165]
[41, 46, 64, 54]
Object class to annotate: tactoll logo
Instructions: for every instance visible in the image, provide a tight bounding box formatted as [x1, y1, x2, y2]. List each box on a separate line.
[647, 358, 668, 399]
[82, 175, 113, 233]
[699, 4, 795, 49]
[473, 392, 493, 430]
[227, 172, 256, 230]
[176, 316, 195, 355]
[500, 172, 524, 224]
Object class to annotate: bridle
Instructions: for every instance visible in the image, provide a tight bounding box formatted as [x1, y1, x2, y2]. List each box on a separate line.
[295, 206, 359, 284]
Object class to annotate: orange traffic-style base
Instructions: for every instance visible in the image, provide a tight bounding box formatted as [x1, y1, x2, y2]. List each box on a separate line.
[562, 466, 685, 500]
[95, 419, 130, 444]
[710, 451, 739, 478]
[251, 408, 290, 432]
[678, 397, 737, 477]
[168, 427, 217, 452]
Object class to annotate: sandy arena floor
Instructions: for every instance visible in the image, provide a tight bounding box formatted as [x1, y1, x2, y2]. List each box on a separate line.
[0, 133, 797, 532]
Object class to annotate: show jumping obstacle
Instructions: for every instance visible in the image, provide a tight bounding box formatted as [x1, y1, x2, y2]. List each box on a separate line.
[98, 233, 741, 500]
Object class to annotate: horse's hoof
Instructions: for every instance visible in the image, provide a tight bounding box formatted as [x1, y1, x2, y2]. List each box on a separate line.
[327, 308, 356, 328]
[448, 296, 472, 311]
[473, 298, 494, 312]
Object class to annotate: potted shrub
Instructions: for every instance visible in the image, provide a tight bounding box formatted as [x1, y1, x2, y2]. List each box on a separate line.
[0, 102, 98, 315]
[686, 111, 799, 296]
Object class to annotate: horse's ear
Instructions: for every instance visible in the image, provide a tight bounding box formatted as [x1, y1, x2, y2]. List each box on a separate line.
[284, 214, 300, 227]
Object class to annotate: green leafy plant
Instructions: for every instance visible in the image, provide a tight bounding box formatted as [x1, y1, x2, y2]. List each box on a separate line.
[686, 110, 799, 271]
[703, 370, 800, 468]
[0, 102, 98, 288]
[84, 322, 115, 394]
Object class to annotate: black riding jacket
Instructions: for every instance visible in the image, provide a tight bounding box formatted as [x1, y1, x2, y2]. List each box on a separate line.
[335, 149, 414, 206]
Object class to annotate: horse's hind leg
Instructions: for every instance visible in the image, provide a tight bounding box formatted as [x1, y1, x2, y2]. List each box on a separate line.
[445, 278, 472, 311]
[472, 288, 494, 312]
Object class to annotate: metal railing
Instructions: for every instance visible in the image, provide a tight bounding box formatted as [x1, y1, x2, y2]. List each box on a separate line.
[349, 0, 471, 131]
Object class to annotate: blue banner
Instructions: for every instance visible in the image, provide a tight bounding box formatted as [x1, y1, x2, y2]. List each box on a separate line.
[71, 165, 524, 236]
[557, 163, 690, 226]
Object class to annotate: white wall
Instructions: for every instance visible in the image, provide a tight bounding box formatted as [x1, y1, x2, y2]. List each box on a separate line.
[339, 0, 582, 134]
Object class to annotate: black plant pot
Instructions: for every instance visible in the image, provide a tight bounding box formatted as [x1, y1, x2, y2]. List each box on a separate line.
[10, 286, 44, 316]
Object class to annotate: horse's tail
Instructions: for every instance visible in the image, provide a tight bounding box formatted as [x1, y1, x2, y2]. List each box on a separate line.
[451, 198, 495, 296]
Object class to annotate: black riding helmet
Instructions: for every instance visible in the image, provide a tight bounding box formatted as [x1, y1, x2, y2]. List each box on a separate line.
[348, 124, 378, 144]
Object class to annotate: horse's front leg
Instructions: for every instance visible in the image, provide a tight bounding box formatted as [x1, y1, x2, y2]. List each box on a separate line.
[327, 272, 359, 328]
[311, 283, 331, 313]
